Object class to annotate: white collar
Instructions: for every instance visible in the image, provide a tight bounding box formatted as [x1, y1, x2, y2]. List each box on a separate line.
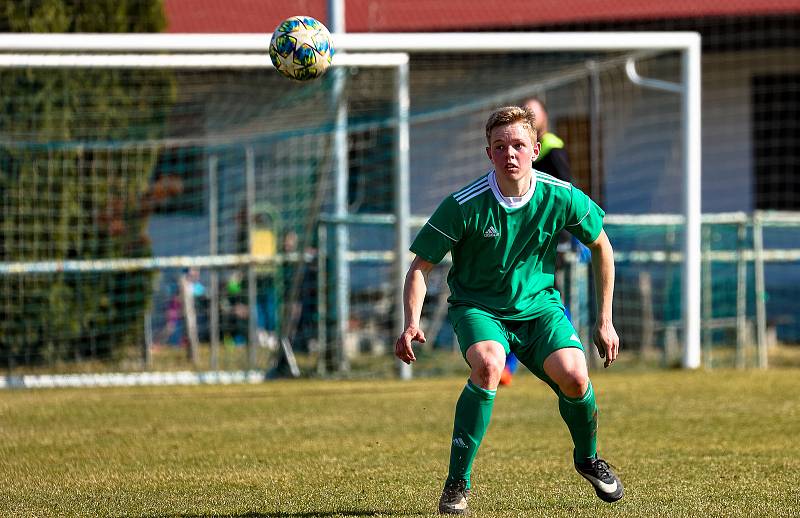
[488, 170, 536, 209]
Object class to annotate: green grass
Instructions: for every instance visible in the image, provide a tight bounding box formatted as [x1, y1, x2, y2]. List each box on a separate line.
[1, 368, 799, 517]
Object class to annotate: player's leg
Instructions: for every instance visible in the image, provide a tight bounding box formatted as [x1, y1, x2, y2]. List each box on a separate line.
[440, 340, 505, 514]
[440, 310, 510, 514]
[544, 348, 623, 502]
[542, 347, 596, 459]
[516, 308, 623, 503]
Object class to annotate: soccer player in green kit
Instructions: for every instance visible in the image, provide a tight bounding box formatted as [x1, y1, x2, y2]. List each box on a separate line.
[394, 106, 623, 514]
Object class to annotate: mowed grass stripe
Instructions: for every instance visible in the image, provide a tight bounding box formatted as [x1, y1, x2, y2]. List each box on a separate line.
[1, 369, 798, 517]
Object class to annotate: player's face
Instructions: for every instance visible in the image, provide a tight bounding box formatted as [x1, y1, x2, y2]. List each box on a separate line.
[486, 122, 540, 184]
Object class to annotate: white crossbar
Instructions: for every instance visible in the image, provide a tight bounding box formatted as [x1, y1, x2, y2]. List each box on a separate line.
[0, 52, 408, 68]
[0, 32, 700, 52]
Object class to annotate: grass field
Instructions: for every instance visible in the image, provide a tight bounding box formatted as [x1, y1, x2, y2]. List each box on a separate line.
[1, 365, 799, 517]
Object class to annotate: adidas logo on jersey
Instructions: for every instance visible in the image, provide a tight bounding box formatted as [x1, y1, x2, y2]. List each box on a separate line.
[483, 226, 500, 238]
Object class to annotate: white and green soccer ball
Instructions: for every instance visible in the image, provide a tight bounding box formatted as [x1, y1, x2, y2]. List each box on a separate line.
[269, 16, 334, 81]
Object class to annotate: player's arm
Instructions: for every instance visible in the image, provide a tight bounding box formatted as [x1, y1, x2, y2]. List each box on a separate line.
[586, 229, 620, 368]
[395, 255, 435, 364]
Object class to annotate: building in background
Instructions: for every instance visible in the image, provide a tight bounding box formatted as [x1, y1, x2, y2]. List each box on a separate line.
[163, 0, 800, 215]
[4, 1, 797, 375]
[155, 1, 800, 347]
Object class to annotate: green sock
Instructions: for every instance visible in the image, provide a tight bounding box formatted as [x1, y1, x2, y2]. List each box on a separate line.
[447, 379, 496, 489]
[558, 381, 598, 463]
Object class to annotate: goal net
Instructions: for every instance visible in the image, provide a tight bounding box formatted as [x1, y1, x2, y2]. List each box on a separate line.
[12, 32, 784, 385]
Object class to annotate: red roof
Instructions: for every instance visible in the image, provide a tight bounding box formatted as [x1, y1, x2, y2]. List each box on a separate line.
[165, 0, 800, 33]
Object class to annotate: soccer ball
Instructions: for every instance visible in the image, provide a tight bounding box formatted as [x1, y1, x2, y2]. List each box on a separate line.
[269, 16, 334, 81]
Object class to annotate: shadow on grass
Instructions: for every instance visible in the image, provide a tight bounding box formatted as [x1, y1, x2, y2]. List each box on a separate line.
[143, 510, 404, 518]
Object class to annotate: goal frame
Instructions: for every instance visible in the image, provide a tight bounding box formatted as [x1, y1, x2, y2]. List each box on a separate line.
[0, 31, 702, 370]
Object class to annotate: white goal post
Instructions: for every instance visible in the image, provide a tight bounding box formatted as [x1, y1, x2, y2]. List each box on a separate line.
[0, 31, 702, 371]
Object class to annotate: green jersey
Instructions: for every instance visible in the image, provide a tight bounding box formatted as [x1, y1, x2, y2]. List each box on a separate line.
[410, 170, 605, 319]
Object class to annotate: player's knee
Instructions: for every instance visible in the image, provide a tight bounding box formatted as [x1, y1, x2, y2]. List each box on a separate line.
[472, 357, 504, 389]
[559, 370, 590, 399]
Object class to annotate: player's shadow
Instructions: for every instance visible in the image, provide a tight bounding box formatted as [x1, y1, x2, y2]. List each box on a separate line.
[145, 511, 405, 518]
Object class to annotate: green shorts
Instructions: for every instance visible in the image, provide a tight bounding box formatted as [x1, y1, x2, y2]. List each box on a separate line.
[449, 305, 585, 391]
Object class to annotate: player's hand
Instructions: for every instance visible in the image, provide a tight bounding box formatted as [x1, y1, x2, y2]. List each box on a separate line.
[395, 325, 426, 364]
[593, 319, 620, 368]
